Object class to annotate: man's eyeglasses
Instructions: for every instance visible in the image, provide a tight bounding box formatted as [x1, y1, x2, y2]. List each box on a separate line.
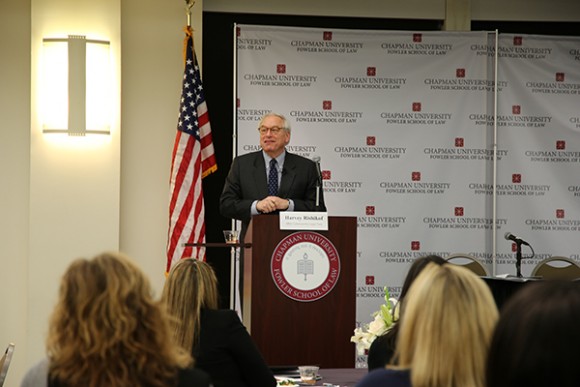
[258, 126, 284, 134]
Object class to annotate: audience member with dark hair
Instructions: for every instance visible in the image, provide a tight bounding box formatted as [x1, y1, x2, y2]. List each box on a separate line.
[162, 258, 276, 387]
[357, 263, 498, 387]
[21, 252, 211, 387]
[486, 280, 580, 387]
[367, 255, 447, 371]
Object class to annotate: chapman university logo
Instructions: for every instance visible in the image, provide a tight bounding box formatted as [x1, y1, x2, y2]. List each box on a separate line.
[525, 209, 580, 232]
[271, 232, 340, 302]
[290, 100, 362, 124]
[470, 37, 552, 59]
[380, 171, 450, 195]
[237, 108, 272, 122]
[470, 174, 551, 197]
[322, 170, 363, 194]
[423, 206, 508, 230]
[470, 106, 552, 128]
[236, 28, 272, 51]
[242, 64, 318, 88]
[424, 138, 507, 161]
[334, 137, 407, 160]
[380, 34, 453, 56]
[525, 141, 580, 163]
[425, 68, 508, 92]
[291, 31, 364, 54]
[335, 67, 407, 90]
[240, 144, 317, 158]
[381, 102, 452, 126]
[470, 251, 552, 266]
[357, 280, 400, 299]
[527, 72, 580, 95]
[358, 205, 407, 230]
[379, 244, 450, 264]
[499, 36, 552, 59]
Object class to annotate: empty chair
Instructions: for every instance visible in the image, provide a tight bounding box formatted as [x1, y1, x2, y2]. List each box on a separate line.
[446, 253, 489, 276]
[531, 256, 580, 280]
[0, 343, 15, 387]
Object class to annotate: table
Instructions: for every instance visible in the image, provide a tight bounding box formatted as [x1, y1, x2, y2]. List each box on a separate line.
[481, 276, 538, 310]
[318, 368, 367, 386]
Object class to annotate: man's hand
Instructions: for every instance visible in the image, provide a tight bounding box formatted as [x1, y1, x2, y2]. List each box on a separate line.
[257, 196, 290, 213]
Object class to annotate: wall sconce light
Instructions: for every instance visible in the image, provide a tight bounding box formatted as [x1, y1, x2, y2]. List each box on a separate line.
[42, 35, 111, 136]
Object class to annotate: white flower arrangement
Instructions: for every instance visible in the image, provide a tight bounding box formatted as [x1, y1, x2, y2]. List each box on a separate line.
[350, 287, 398, 355]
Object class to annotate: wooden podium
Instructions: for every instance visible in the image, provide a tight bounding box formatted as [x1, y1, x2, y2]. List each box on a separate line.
[242, 215, 357, 368]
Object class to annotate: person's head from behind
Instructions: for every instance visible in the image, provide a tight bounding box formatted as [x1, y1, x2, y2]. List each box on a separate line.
[399, 255, 447, 303]
[377, 255, 446, 367]
[396, 263, 498, 387]
[486, 280, 580, 387]
[48, 252, 189, 387]
[162, 258, 219, 350]
[389, 255, 446, 322]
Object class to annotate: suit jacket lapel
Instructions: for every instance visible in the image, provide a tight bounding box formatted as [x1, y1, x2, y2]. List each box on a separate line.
[252, 152, 269, 198]
[279, 153, 296, 197]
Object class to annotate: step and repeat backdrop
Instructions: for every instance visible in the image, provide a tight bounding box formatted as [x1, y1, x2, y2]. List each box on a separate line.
[234, 24, 580, 359]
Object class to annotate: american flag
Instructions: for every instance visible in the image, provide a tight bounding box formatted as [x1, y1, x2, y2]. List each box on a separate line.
[167, 26, 217, 272]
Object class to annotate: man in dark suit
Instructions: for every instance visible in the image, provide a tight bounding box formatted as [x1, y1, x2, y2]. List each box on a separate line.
[220, 113, 326, 310]
[220, 112, 326, 228]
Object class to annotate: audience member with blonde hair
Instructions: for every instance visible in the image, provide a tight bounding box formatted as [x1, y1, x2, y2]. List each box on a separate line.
[486, 280, 580, 387]
[367, 255, 447, 370]
[162, 258, 276, 387]
[21, 252, 211, 387]
[357, 263, 498, 387]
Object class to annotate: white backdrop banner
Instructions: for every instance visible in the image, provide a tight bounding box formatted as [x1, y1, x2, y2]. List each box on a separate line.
[235, 25, 580, 365]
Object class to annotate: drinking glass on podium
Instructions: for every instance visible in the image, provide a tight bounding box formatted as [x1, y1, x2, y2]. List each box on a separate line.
[223, 230, 241, 311]
[223, 230, 239, 244]
[298, 365, 319, 385]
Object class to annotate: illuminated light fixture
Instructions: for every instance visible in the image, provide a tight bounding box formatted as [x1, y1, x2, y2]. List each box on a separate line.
[42, 35, 111, 136]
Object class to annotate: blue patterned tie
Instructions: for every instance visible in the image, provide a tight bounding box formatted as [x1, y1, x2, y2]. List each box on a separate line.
[268, 159, 278, 196]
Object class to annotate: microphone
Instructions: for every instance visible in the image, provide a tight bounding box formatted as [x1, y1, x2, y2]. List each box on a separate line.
[312, 156, 322, 208]
[312, 156, 322, 184]
[504, 232, 530, 246]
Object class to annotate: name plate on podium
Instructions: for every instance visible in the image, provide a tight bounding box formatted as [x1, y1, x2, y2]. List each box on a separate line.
[279, 212, 328, 230]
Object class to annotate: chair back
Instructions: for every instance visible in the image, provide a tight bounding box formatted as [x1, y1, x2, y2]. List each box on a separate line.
[0, 343, 15, 387]
[531, 256, 580, 280]
[446, 253, 489, 276]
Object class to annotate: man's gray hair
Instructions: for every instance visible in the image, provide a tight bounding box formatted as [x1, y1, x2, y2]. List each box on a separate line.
[259, 113, 291, 133]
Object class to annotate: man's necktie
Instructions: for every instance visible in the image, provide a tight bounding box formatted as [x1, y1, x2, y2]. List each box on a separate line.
[268, 159, 278, 196]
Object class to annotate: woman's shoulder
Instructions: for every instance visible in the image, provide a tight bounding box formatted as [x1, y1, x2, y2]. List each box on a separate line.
[201, 309, 243, 332]
[202, 308, 240, 321]
[177, 367, 212, 387]
[20, 358, 50, 387]
[356, 368, 410, 387]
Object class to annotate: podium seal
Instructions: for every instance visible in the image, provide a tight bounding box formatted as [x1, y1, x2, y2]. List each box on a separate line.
[270, 231, 341, 302]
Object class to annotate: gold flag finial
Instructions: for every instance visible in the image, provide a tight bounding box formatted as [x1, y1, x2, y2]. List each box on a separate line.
[185, 0, 195, 27]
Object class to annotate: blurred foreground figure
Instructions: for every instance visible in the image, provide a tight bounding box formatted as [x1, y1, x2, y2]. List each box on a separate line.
[162, 258, 276, 387]
[21, 252, 211, 387]
[486, 280, 580, 387]
[357, 263, 498, 387]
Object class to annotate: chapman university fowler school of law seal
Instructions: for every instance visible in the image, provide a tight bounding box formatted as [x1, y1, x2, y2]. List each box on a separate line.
[270, 231, 341, 302]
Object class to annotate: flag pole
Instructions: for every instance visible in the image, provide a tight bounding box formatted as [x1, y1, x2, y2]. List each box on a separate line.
[167, 0, 217, 271]
[185, 0, 195, 27]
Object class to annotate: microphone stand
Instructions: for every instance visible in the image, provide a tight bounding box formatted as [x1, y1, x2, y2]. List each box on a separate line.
[515, 241, 523, 278]
[315, 180, 321, 209]
[314, 159, 322, 210]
